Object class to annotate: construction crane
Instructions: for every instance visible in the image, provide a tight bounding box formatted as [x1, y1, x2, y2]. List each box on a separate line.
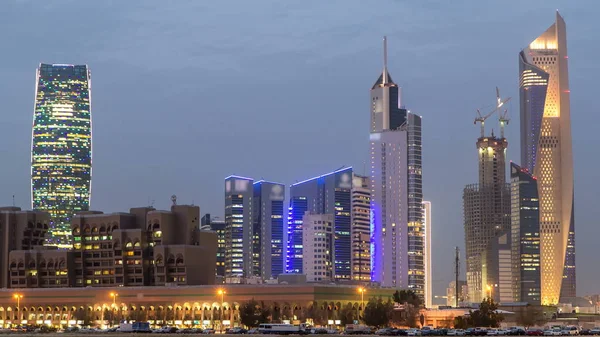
[474, 87, 511, 138]
[499, 108, 510, 138]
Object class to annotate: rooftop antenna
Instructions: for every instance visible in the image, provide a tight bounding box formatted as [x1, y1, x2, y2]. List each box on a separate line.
[383, 36, 388, 84]
[171, 195, 177, 206]
[12, 195, 15, 207]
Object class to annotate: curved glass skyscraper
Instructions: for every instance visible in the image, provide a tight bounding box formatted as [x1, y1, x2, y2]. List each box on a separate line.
[31, 63, 92, 249]
[519, 12, 574, 304]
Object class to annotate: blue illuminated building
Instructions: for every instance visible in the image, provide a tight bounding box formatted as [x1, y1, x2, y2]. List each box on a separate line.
[253, 180, 285, 279]
[287, 167, 353, 280]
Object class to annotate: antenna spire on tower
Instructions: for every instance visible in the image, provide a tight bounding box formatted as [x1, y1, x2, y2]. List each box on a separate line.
[383, 36, 388, 84]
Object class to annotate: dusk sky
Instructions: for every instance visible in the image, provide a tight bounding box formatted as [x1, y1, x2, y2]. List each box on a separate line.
[1, 1, 598, 298]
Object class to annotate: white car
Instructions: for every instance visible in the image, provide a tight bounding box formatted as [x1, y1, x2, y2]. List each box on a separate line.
[497, 329, 509, 336]
[456, 330, 466, 336]
[487, 329, 498, 336]
[544, 329, 562, 336]
[447, 330, 457, 336]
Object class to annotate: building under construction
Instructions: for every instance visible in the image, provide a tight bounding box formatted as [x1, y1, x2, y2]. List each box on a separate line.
[463, 89, 511, 303]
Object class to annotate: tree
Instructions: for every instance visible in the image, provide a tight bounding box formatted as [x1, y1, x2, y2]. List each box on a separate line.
[339, 303, 357, 326]
[392, 290, 422, 328]
[468, 298, 504, 328]
[303, 304, 327, 326]
[453, 316, 469, 329]
[363, 297, 394, 328]
[239, 299, 270, 328]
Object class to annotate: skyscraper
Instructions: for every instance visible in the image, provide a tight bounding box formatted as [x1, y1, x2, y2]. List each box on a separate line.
[253, 180, 285, 279]
[519, 12, 575, 304]
[302, 213, 335, 282]
[287, 167, 353, 280]
[423, 201, 432, 308]
[407, 112, 424, 298]
[510, 163, 541, 305]
[463, 135, 510, 303]
[351, 174, 371, 282]
[224, 175, 253, 278]
[31, 63, 92, 249]
[370, 37, 424, 291]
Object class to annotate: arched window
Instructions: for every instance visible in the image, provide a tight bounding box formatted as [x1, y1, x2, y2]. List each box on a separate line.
[91, 227, 98, 233]
[125, 241, 133, 248]
[176, 255, 184, 266]
[9, 261, 17, 269]
[17, 261, 24, 269]
[155, 255, 163, 266]
[134, 241, 141, 248]
[39, 260, 46, 269]
[167, 255, 175, 264]
[28, 261, 36, 269]
[99, 226, 106, 233]
[72, 227, 80, 235]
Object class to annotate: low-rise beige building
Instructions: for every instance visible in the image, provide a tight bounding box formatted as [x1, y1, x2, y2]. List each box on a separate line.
[8, 205, 216, 289]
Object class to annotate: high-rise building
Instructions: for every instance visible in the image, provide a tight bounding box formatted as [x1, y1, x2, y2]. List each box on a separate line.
[286, 196, 308, 274]
[481, 231, 512, 303]
[407, 112, 424, 298]
[351, 174, 371, 282]
[510, 163, 541, 305]
[302, 213, 334, 282]
[370, 37, 424, 290]
[201, 213, 226, 277]
[519, 12, 575, 304]
[463, 135, 510, 303]
[253, 180, 285, 279]
[0, 207, 50, 288]
[423, 201, 432, 308]
[224, 176, 253, 278]
[287, 167, 353, 280]
[31, 64, 92, 249]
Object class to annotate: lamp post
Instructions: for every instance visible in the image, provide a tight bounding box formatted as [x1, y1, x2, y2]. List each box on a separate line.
[357, 288, 365, 321]
[218, 289, 225, 333]
[13, 294, 23, 324]
[110, 292, 118, 327]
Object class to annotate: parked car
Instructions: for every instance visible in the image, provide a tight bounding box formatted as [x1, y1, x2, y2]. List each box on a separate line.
[526, 329, 544, 336]
[588, 328, 600, 336]
[407, 329, 422, 336]
[202, 328, 216, 334]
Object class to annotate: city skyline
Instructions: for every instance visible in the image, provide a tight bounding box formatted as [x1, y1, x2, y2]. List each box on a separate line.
[0, 1, 597, 297]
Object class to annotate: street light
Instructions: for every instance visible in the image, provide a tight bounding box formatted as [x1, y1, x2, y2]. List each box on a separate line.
[110, 292, 119, 327]
[357, 288, 366, 321]
[13, 294, 23, 323]
[218, 289, 226, 333]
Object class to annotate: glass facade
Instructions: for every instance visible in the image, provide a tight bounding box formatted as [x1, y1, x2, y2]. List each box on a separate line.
[287, 167, 353, 280]
[286, 196, 307, 274]
[510, 163, 541, 305]
[253, 181, 285, 279]
[407, 113, 424, 299]
[31, 63, 92, 249]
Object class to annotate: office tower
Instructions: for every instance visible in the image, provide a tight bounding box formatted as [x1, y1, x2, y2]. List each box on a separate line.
[0, 207, 50, 288]
[423, 201, 432, 308]
[446, 280, 468, 307]
[519, 12, 575, 304]
[302, 213, 334, 282]
[407, 112, 424, 298]
[510, 163, 541, 305]
[481, 231, 512, 303]
[370, 37, 424, 289]
[351, 174, 371, 282]
[201, 213, 227, 277]
[10, 205, 217, 288]
[286, 196, 308, 274]
[287, 167, 353, 280]
[463, 135, 510, 303]
[31, 64, 92, 249]
[253, 180, 285, 279]
[224, 176, 253, 278]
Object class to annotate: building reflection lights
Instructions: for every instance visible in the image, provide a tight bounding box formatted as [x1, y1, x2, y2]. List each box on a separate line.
[31, 63, 92, 249]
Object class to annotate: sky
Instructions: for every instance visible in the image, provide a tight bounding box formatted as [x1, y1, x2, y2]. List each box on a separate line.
[0, 0, 599, 299]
